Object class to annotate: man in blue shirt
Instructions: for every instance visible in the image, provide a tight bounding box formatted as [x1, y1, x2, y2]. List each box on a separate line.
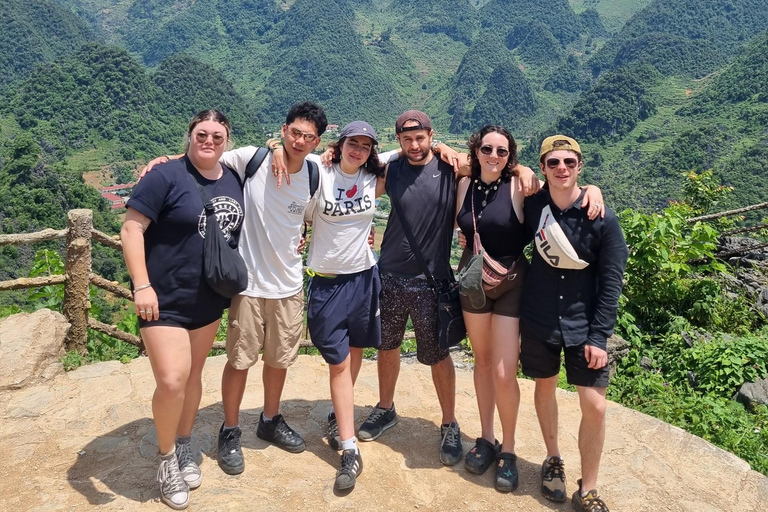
[520, 135, 628, 512]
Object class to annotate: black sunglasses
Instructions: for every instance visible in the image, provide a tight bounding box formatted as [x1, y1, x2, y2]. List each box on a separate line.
[545, 157, 579, 168]
[479, 145, 510, 158]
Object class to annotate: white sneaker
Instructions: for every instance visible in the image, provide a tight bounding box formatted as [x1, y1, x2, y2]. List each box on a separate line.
[157, 450, 189, 510]
[176, 440, 202, 489]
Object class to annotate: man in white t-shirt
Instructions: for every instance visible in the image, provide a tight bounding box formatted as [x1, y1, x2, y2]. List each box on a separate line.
[142, 102, 327, 476]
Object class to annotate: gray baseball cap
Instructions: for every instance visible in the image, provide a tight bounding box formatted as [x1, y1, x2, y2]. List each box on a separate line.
[339, 121, 378, 144]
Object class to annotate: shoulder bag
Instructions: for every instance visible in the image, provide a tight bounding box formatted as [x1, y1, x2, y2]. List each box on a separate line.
[187, 166, 248, 298]
[470, 186, 525, 293]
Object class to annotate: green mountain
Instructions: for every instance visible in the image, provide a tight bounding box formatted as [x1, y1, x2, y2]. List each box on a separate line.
[8, 0, 765, 212]
[0, 0, 93, 91]
[590, 0, 768, 77]
[527, 30, 768, 210]
[259, 0, 405, 126]
[5, 44, 262, 161]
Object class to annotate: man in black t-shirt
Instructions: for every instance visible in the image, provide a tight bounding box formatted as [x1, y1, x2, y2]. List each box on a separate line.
[357, 110, 465, 466]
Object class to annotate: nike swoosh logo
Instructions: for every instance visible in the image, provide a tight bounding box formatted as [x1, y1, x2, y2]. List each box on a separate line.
[432, 173, 441, 178]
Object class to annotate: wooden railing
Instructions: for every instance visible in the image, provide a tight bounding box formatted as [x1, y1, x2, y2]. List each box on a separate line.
[0, 209, 143, 354]
[0, 209, 325, 355]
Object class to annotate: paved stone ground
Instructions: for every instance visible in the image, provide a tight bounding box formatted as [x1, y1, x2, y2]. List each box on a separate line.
[1, 355, 766, 511]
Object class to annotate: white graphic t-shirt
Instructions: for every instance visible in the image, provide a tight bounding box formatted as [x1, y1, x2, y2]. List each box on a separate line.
[306, 162, 378, 274]
[219, 146, 317, 298]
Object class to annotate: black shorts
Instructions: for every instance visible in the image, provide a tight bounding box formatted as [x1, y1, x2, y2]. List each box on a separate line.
[307, 266, 382, 365]
[379, 274, 450, 366]
[139, 315, 221, 331]
[520, 334, 610, 388]
[457, 249, 527, 318]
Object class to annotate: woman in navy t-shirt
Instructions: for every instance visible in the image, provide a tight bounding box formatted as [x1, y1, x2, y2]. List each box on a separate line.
[121, 110, 244, 510]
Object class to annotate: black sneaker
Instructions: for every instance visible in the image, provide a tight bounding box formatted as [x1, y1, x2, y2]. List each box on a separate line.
[328, 412, 342, 451]
[217, 424, 245, 475]
[541, 455, 567, 502]
[256, 413, 306, 453]
[439, 421, 463, 466]
[358, 403, 398, 441]
[495, 452, 519, 492]
[334, 449, 363, 491]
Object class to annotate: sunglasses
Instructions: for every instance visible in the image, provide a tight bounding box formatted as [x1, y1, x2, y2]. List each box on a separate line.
[545, 157, 579, 168]
[479, 145, 510, 158]
[193, 131, 226, 146]
[287, 126, 319, 143]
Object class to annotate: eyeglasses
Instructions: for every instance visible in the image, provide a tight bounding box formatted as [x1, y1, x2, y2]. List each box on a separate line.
[287, 126, 318, 143]
[545, 157, 579, 169]
[193, 131, 226, 146]
[479, 145, 510, 158]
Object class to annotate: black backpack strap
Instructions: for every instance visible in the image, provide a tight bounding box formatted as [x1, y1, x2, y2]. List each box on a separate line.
[307, 160, 319, 197]
[244, 146, 270, 182]
[388, 162, 437, 289]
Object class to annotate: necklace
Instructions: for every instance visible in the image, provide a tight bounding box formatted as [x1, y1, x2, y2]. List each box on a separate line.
[474, 177, 502, 207]
[336, 163, 362, 198]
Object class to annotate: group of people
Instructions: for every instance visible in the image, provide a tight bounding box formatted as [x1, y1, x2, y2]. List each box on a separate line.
[121, 103, 628, 512]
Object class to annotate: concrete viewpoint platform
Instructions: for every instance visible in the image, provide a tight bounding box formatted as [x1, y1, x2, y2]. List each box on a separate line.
[0, 354, 766, 511]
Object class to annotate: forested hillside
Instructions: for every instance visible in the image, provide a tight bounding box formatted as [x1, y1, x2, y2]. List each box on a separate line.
[0, 0, 93, 91]
[520, 30, 768, 210]
[0, 0, 763, 212]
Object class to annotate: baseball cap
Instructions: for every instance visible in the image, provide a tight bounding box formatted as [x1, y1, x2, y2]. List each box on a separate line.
[395, 110, 432, 134]
[339, 121, 378, 144]
[539, 135, 581, 161]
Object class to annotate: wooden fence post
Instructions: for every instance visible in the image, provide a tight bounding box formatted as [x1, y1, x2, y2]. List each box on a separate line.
[63, 209, 93, 353]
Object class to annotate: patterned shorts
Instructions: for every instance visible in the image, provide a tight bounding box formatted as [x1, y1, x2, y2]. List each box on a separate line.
[379, 274, 450, 366]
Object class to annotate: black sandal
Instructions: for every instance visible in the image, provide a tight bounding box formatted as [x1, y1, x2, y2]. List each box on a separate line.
[464, 437, 498, 474]
[495, 452, 519, 492]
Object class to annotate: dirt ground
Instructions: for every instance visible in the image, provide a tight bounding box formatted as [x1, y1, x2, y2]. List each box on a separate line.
[0, 354, 766, 511]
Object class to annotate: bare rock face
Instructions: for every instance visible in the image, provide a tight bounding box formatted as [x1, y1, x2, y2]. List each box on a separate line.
[0, 309, 69, 390]
[736, 378, 768, 409]
[607, 333, 630, 377]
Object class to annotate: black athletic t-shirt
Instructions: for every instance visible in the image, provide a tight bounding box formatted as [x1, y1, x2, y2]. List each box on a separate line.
[456, 178, 530, 260]
[126, 156, 245, 324]
[379, 156, 456, 280]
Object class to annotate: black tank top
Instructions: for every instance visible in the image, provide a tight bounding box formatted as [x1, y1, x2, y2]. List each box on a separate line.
[457, 178, 530, 260]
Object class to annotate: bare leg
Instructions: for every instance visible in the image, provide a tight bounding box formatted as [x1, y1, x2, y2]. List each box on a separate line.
[329, 353, 356, 441]
[262, 363, 287, 418]
[576, 386, 607, 491]
[534, 375, 560, 458]
[432, 356, 457, 425]
[377, 348, 400, 409]
[350, 347, 364, 386]
[176, 320, 219, 437]
[463, 312, 495, 441]
[491, 315, 521, 454]
[142, 326, 192, 454]
[221, 361, 248, 428]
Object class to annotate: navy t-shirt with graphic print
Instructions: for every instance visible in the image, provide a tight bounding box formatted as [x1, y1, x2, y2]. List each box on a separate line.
[126, 156, 245, 325]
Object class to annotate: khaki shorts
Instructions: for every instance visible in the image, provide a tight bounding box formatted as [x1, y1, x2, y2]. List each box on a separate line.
[226, 292, 304, 370]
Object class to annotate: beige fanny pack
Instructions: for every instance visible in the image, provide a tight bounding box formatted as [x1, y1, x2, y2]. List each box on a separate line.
[534, 205, 589, 270]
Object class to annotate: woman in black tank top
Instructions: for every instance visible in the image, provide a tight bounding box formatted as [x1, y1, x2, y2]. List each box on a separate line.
[454, 125, 528, 489]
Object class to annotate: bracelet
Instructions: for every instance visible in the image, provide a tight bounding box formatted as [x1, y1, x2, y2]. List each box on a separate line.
[133, 283, 152, 293]
[431, 140, 441, 152]
[266, 138, 283, 151]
